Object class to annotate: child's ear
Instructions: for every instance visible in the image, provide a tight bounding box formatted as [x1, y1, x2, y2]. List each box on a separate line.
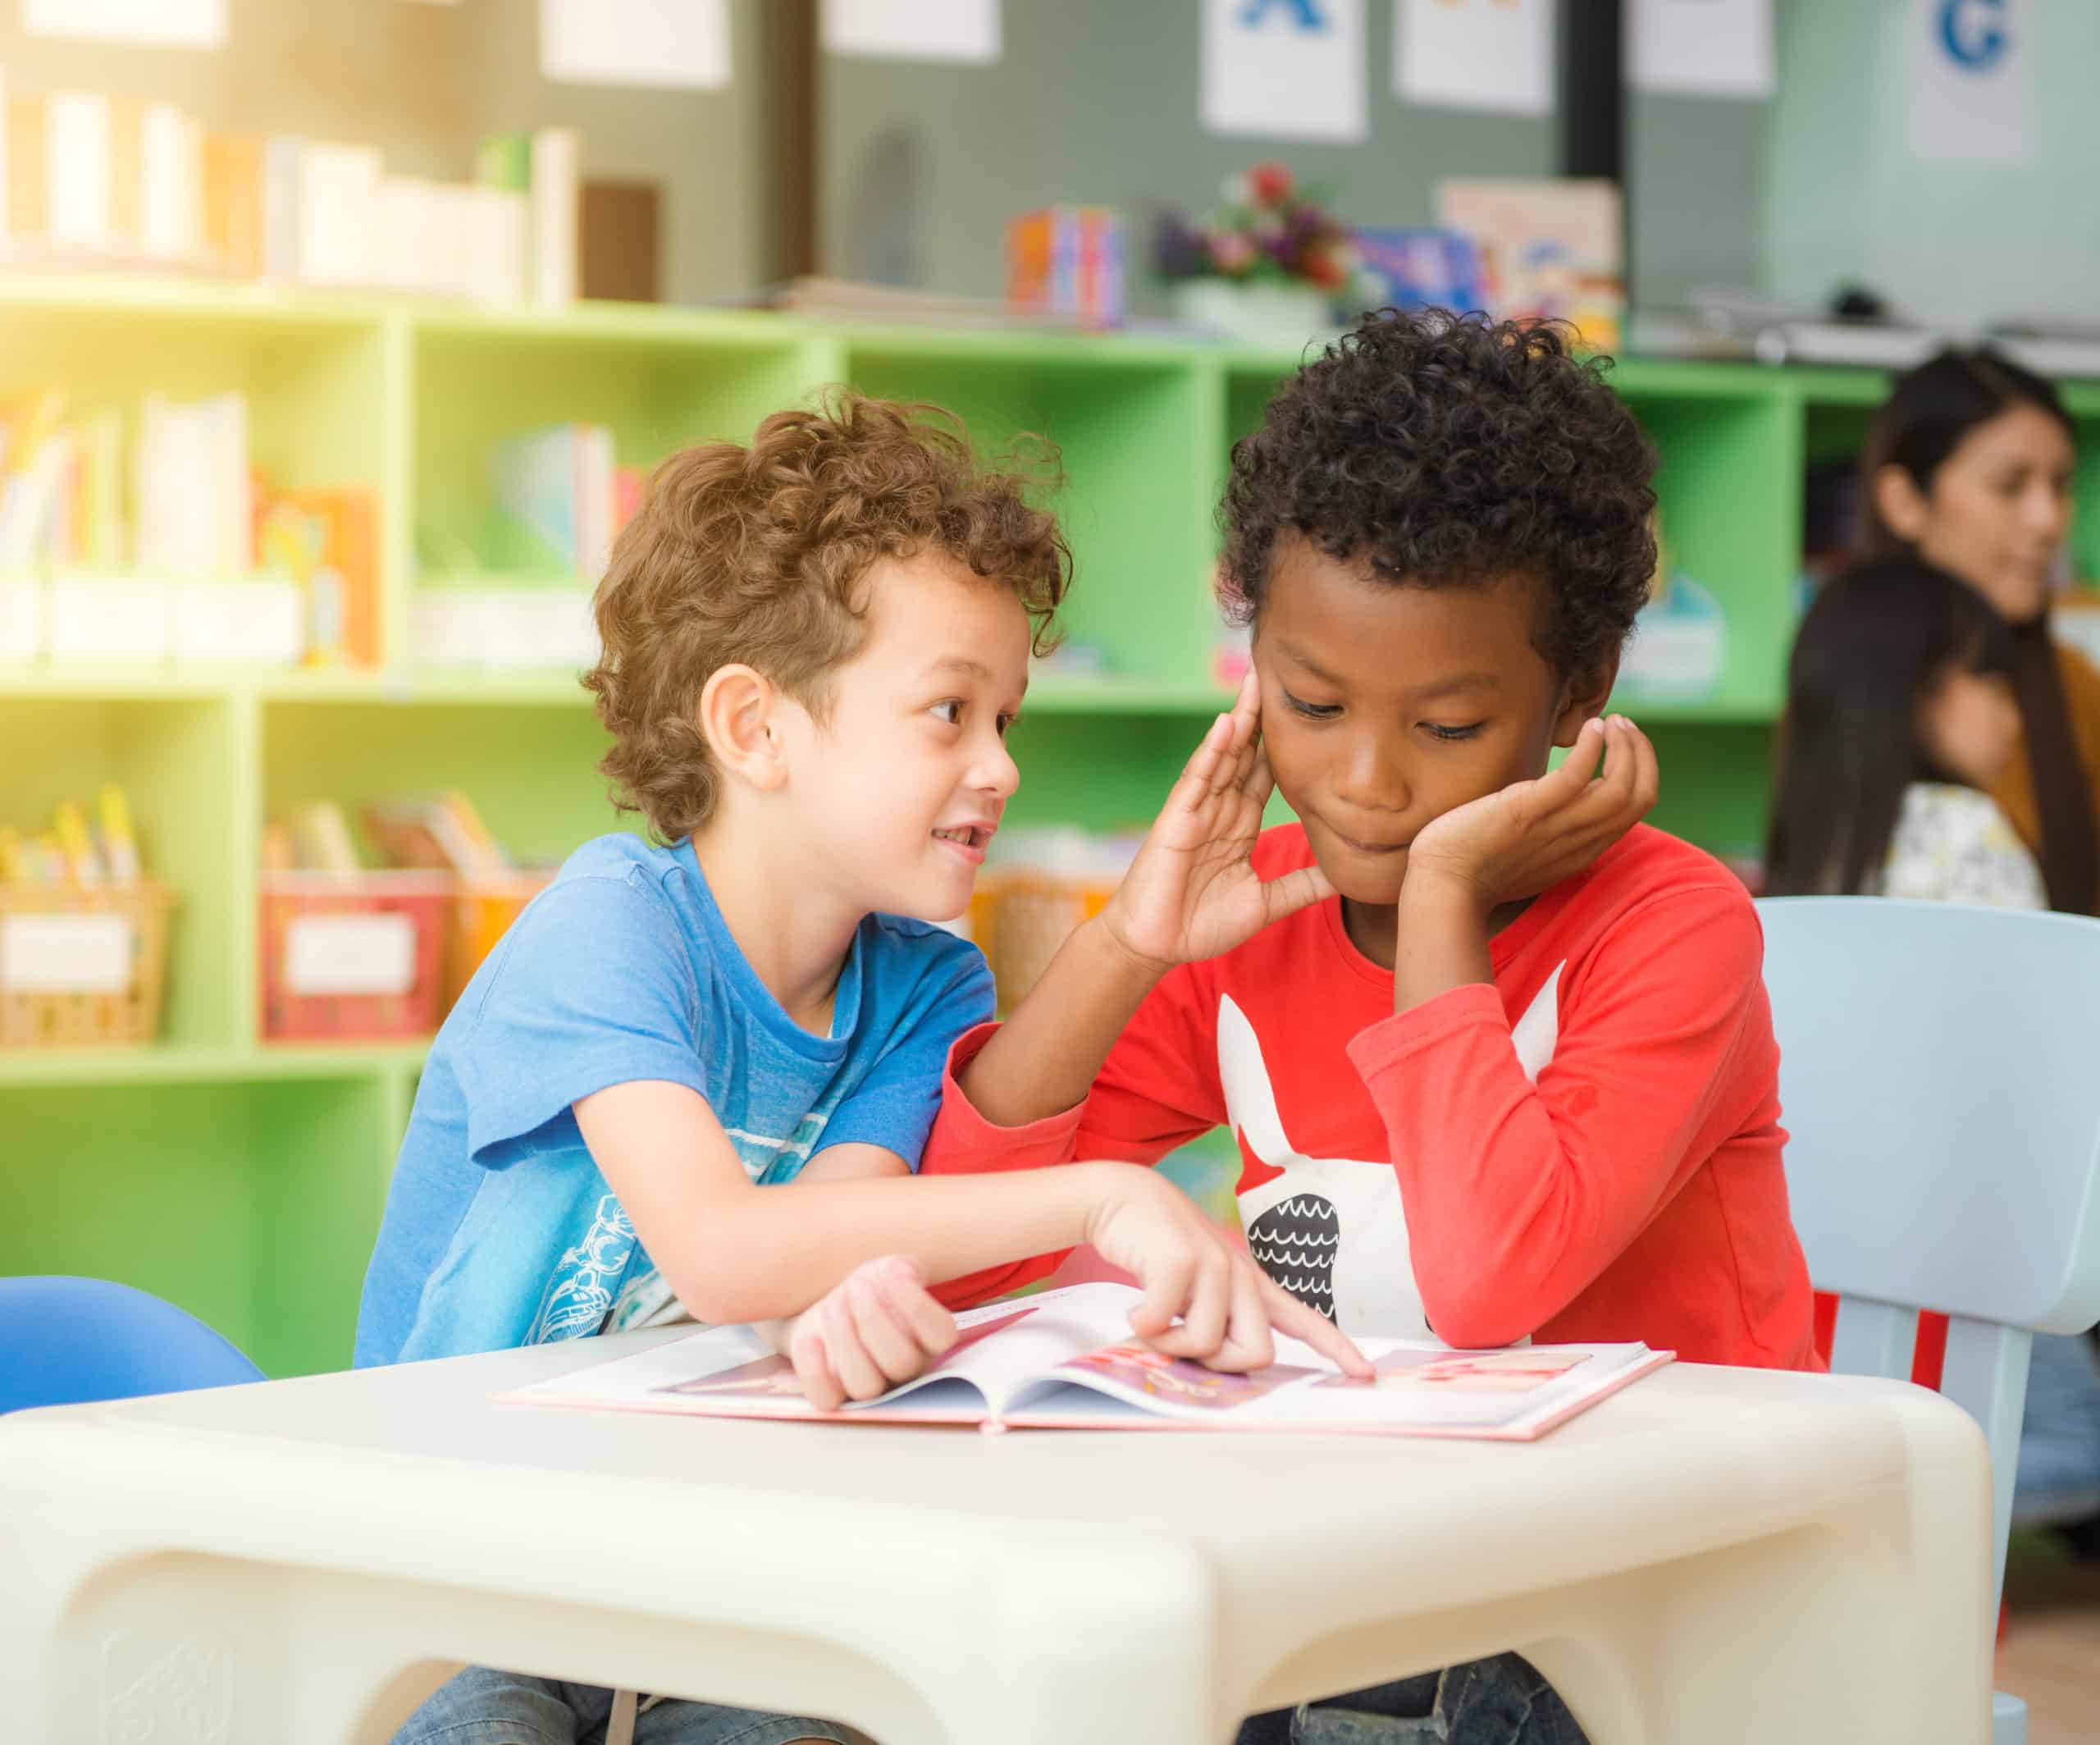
[1874, 464, 1931, 545]
[697, 664, 789, 793]
[1550, 654, 1620, 747]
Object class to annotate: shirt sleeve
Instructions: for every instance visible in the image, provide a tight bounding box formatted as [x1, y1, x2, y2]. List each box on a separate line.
[454, 871, 712, 1170]
[817, 935, 996, 1168]
[919, 960, 1228, 1308]
[1345, 884, 1768, 1349]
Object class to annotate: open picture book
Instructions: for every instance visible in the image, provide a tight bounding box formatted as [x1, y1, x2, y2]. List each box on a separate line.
[502, 1282, 1673, 1441]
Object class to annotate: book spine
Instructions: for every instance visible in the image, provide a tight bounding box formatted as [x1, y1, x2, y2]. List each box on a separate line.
[529, 127, 578, 307]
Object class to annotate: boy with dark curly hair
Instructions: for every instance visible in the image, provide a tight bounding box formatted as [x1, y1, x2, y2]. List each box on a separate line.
[863, 312, 1818, 1744]
[359, 393, 1362, 1745]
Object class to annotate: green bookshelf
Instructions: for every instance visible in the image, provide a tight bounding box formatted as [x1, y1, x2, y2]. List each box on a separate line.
[9, 274, 2098, 1376]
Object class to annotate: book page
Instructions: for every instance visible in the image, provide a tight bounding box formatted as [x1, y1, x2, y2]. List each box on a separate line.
[857, 1282, 1156, 1416]
[1007, 1337, 1658, 1432]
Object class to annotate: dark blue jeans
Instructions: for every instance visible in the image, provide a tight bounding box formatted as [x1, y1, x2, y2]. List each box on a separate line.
[1237, 1653, 1587, 1745]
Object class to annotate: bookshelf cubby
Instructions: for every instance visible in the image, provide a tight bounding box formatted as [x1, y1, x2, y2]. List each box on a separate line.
[9, 273, 2098, 1373]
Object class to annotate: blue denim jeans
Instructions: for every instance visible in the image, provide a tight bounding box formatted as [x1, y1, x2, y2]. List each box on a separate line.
[390, 1666, 857, 1745]
[1237, 1654, 1588, 1745]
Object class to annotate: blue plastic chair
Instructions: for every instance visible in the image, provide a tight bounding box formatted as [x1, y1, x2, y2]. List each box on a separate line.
[0, 1276, 264, 1415]
[1759, 898, 2100, 1745]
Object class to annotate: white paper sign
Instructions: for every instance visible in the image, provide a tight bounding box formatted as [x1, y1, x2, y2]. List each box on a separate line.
[1, 914, 132, 996]
[822, 0, 1000, 63]
[21, 0, 225, 48]
[1395, 0, 1554, 116]
[1628, 0, 1773, 98]
[1907, 0, 2034, 166]
[541, 0, 732, 91]
[1203, 0, 1367, 143]
[285, 915, 417, 998]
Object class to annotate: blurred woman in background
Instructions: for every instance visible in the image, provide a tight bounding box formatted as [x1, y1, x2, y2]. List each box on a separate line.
[1858, 348, 2097, 914]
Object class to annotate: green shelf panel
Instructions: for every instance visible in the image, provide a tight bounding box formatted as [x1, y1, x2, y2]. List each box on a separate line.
[0, 1072, 402, 1377]
[0, 1041, 427, 1088]
[843, 341, 1222, 689]
[411, 321, 830, 580]
[262, 697, 621, 868]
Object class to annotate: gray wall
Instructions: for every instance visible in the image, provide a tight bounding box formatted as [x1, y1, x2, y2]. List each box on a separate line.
[1632, 0, 2100, 330]
[0, 0, 778, 304]
[819, 0, 1555, 311]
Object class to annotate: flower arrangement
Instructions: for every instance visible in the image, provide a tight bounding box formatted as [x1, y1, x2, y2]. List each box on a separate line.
[1153, 161, 1362, 295]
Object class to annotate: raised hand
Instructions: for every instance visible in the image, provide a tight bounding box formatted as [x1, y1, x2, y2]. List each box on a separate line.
[1403, 715, 1659, 914]
[1099, 669, 1336, 970]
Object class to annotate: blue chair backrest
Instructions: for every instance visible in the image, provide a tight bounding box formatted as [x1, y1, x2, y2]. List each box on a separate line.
[1757, 898, 2100, 1618]
[0, 1276, 264, 1414]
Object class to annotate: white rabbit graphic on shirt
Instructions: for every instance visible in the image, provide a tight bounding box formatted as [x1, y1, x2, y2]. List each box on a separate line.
[1217, 971, 1563, 1341]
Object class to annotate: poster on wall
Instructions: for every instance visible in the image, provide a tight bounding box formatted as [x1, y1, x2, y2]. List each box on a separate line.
[1394, 0, 1554, 117]
[822, 0, 1001, 64]
[1202, 0, 1368, 144]
[21, 0, 225, 48]
[1906, 0, 2034, 166]
[1627, 0, 1773, 98]
[541, 0, 732, 91]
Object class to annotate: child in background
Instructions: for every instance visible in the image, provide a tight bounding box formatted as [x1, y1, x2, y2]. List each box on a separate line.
[1768, 556, 2100, 1561]
[365, 394, 1363, 1745]
[796, 311, 1816, 1745]
[1766, 559, 2040, 902]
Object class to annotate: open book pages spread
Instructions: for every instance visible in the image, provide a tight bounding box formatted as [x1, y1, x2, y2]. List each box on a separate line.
[500, 1283, 1673, 1441]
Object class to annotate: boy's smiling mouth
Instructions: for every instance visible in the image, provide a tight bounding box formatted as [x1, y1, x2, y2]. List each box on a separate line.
[932, 822, 995, 861]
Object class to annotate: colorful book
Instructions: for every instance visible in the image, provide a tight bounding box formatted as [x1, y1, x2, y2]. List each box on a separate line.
[503, 1281, 1673, 1441]
[254, 483, 379, 667]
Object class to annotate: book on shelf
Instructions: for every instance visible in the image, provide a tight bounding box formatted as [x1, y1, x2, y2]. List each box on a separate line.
[0, 75, 579, 304]
[504, 1281, 1673, 1441]
[477, 126, 578, 307]
[363, 792, 511, 880]
[490, 423, 641, 583]
[254, 483, 379, 668]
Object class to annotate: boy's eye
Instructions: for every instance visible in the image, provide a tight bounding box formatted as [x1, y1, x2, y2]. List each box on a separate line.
[930, 699, 965, 726]
[1422, 722, 1485, 742]
[1283, 690, 1340, 720]
[996, 712, 1019, 738]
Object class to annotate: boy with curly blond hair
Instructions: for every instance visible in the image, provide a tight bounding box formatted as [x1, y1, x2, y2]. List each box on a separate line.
[359, 393, 1362, 1745]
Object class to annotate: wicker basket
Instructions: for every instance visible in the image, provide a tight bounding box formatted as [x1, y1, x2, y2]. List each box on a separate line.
[978, 870, 1121, 1012]
[0, 883, 177, 1048]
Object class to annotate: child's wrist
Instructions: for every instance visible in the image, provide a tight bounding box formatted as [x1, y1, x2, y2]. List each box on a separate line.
[1081, 911, 1176, 991]
[1398, 862, 1498, 926]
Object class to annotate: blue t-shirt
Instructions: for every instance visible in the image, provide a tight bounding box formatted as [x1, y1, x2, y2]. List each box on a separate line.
[354, 833, 992, 1367]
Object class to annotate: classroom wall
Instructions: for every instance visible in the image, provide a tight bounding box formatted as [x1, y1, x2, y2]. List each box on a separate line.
[1758, 0, 2100, 331]
[0, 0, 777, 305]
[818, 0, 1555, 310]
[1633, 0, 2100, 330]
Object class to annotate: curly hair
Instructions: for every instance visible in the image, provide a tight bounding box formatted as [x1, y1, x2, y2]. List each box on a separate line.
[584, 391, 1069, 843]
[1219, 309, 1658, 681]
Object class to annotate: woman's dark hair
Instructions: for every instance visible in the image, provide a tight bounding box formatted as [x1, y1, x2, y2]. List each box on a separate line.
[1765, 560, 2017, 897]
[1858, 346, 2071, 560]
[1856, 347, 2092, 911]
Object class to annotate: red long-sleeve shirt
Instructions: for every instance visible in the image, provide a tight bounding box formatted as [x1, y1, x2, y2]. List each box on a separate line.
[925, 824, 1819, 1369]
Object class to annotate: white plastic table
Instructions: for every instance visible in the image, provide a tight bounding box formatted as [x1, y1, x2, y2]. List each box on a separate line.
[0, 1331, 1993, 1745]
